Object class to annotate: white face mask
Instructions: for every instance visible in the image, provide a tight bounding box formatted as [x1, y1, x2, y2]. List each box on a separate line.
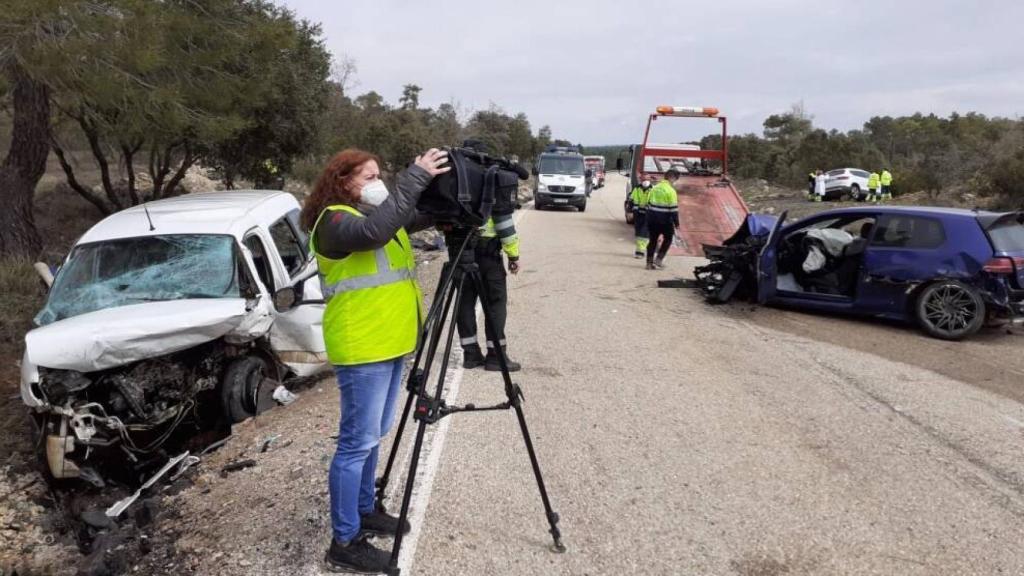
[360, 179, 389, 207]
[641, 180, 651, 188]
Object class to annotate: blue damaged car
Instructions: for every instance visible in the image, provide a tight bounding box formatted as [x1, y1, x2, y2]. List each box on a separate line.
[695, 207, 1024, 340]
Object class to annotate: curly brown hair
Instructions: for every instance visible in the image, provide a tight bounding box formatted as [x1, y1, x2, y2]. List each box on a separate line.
[300, 149, 381, 232]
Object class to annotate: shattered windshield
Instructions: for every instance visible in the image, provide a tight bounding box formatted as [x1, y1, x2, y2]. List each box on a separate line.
[539, 157, 585, 176]
[36, 235, 241, 325]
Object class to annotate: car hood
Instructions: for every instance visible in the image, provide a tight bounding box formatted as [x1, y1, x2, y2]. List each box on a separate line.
[25, 298, 272, 372]
[722, 213, 780, 245]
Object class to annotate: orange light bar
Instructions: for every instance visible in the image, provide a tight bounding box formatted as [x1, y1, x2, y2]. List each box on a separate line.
[656, 106, 719, 117]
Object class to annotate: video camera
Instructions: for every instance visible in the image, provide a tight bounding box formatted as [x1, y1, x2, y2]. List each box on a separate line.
[417, 145, 528, 227]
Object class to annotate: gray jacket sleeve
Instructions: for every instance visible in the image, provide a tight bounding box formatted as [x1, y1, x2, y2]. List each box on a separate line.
[405, 211, 435, 234]
[315, 165, 433, 258]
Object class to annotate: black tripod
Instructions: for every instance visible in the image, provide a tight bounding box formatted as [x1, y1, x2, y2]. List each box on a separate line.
[374, 229, 565, 575]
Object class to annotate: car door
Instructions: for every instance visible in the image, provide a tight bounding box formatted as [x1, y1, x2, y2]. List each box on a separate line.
[757, 211, 788, 304]
[261, 211, 328, 376]
[858, 214, 948, 316]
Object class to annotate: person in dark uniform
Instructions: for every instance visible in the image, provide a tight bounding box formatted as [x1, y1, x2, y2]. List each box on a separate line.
[447, 141, 523, 372]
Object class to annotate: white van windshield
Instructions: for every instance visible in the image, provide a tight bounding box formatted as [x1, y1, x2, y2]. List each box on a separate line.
[539, 157, 585, 176]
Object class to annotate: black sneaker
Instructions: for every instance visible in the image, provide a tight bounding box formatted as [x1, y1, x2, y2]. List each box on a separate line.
[485, 350, 521, 372]
[463, 346, 485, 369]
[325, 536, 389, 574]
[646, 262, 656, 270]
[360, 510, 411, 537]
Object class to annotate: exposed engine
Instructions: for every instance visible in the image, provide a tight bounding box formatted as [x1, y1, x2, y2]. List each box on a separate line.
[35, 342, 235, 480]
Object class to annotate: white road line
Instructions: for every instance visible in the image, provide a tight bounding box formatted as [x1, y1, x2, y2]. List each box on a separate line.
[393, 206, 532, 574]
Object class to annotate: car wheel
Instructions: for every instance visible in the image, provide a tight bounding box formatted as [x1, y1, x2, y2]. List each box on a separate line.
[221, 356, 271, 423]
[849, 184, 861, 201]
[534, 202, 543, 210]
[915, 280, 986, 340]
[578, 202, 587, 213]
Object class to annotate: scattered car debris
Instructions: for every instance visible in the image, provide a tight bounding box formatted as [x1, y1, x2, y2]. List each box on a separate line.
[220, 459, 257, 477]
[169, 455, 202, 482]
[260, 434, 283, 453]
[272, 385, 297, 406]
[106, 451, 192, 518]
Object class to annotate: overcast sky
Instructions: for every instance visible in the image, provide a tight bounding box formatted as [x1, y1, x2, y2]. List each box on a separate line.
[279, 0, 1024, 145]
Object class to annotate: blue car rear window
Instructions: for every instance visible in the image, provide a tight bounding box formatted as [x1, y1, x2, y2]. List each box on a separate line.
[989, 221, 1024, 252]
[872, 216, 945, 249]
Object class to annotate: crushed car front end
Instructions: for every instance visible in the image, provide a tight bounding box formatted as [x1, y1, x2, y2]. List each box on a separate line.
[21, 234, 280, 482]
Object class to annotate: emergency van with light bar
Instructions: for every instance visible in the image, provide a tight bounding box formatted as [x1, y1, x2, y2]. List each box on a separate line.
[618, 105, 749, 255]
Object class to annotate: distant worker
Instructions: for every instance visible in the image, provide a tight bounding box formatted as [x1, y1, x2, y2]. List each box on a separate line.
[629, 177, 653, 258]
[814, 170, 827, 202]
[880, 168, 893, 201]
[867, 171, 880, 203]
[807, 171, 816, 200]
[645, 169, 681, 269]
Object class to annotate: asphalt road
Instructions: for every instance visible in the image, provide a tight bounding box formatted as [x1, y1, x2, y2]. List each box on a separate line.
[405, 173, 1024, 575]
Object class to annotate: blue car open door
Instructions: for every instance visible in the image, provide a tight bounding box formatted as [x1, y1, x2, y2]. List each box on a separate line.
[756, 211, 787, 304]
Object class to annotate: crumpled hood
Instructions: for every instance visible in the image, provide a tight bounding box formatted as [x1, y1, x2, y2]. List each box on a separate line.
[25, 298, 271, 372]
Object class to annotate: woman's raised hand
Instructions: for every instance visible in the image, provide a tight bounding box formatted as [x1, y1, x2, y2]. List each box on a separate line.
[415, 148, 451, 176]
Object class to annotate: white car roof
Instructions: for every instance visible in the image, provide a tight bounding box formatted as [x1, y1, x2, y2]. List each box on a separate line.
[77, 190, 301, 244]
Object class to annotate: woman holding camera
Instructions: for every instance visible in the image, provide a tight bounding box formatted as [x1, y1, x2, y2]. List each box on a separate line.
[300, 147, 449, 573]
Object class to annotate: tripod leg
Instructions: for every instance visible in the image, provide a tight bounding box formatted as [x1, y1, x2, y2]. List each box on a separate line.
[387, 270, 468, 575]
[468, 270, 566, 553]
[376, 261, 458, 511]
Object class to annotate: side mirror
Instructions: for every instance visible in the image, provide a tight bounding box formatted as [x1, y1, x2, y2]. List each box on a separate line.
[531, 167, 538, 176]
[273, 286, 297, 310]
[615, 158, 624, 171]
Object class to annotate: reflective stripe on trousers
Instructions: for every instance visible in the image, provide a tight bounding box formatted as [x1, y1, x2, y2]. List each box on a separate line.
[322, 247, 414, 300]
[647, 205, 678, 213]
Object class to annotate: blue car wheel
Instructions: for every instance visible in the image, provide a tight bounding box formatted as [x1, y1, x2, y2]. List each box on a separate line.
[915, 280, 986, 340]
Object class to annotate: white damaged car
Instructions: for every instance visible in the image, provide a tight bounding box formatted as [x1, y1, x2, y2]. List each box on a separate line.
[21, 191, 327, 482]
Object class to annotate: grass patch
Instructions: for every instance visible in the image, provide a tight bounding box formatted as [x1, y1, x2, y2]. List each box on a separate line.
[0, 260, 46, 355]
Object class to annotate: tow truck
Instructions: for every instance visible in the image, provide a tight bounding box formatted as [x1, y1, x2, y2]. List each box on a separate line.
[618, 106, 749, 256]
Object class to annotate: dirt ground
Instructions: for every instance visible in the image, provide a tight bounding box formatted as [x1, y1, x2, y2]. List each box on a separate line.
[736, 177, 994, 222]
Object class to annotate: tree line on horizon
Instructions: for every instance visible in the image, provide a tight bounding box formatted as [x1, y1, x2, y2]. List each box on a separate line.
[0, 0, 562, 260]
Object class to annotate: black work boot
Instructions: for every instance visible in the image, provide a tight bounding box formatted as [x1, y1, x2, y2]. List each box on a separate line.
[485, 347, 521, 372]
[325, 535, 389, 574]
[360, 510, 411, 537]
[463, 345, 485, 369]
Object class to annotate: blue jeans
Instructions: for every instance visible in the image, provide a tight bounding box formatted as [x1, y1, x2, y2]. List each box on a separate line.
[329, 356, 405, 543]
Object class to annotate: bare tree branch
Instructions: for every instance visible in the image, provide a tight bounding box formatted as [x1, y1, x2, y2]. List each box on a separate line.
[51, 138, 111, 215]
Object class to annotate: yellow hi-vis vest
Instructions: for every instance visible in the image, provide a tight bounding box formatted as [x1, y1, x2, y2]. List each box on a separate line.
[311, 204, 424, 366]
[880, 170, 893, 186]
[648, 180, 678, 214]
[868, 172, 880, 189]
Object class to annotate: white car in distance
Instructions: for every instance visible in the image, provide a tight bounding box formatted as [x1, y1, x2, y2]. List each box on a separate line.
[825, 168, 871, 201]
